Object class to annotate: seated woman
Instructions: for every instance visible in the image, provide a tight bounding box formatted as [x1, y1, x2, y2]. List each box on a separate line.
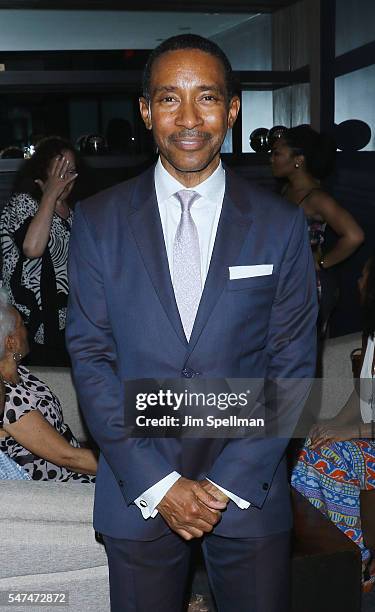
[292, 254, 375, 591]
[0, 288, 96, 482]
[0, 379, 30, 479]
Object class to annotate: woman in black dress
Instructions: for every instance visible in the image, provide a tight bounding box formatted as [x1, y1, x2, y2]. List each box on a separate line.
[270, 125, 364, 336]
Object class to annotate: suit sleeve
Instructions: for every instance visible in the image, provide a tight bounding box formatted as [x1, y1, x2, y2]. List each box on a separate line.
[206, 207, 318, 508]
[66, 203, 175, 504]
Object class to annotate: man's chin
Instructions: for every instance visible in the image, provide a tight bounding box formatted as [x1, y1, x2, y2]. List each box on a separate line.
[161, 154, 220, 176]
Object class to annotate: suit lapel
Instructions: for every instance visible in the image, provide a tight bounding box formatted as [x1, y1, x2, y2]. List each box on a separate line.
[127, 167, 187, 347]
[126, 165, 252, 353]
[187, 168, 253, 354]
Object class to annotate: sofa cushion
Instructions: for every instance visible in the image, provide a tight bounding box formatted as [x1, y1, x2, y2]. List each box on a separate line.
[0, 565, 110, 611]
[0, 482, 107, 579]
[0, 481, 94, 523]
[320, 332, 361, 418]
[28, 367, 89, 442]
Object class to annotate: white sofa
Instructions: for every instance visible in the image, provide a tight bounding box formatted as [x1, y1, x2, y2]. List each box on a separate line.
[0, 367, 110, 612]
[319, 332, 362, 419]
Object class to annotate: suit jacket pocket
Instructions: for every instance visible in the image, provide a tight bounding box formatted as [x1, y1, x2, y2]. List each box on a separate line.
[223, 280, 275, 352]
[226, 276, 276, 291]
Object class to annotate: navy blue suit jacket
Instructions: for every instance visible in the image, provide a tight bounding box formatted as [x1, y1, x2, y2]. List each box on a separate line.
[66, 164, 318, 540]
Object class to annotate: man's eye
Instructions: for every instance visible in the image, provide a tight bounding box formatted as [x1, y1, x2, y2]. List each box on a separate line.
[201, 95, 217, 102]
[161, 96, 177, 103]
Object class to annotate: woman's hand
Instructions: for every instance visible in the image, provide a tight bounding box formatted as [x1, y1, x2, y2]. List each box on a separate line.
[23, 155, 77, 258]
[34, 155, 78, 203]
[309, 422, 357, 449]
[312, 250, 321, 271]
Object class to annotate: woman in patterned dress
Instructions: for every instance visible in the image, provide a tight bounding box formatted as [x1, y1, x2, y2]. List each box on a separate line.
[292, 255, 375, 591]
[0, 378, 30, 479]
[0, 137, 79, 366]
[0, 288, 96, 482]
[270, 125, 364, 336]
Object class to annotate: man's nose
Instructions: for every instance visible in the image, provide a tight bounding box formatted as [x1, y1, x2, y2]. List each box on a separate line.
[175, 100, 203, 128]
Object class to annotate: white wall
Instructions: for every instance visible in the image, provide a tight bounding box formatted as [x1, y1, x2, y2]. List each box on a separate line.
[335, 65, 375, 151]
[273, 84, 310, 128]
[0, 10, 254, 51]
[242, 90, 273, 153]
[211, 14, 271, 70]
[336, 0, 375, 56]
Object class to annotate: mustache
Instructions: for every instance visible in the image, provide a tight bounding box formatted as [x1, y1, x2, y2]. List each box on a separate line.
[169, 130, 211, 141]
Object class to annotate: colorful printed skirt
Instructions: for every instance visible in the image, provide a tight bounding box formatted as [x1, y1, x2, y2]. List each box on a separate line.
[291, 438, 375, 561]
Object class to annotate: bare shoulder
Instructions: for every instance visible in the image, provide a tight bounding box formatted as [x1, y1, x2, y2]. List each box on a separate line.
[305, 188, 363, 240]
[303, 188, 339, 217]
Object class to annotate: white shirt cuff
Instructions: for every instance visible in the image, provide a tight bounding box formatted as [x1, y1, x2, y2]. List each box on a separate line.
[206, 478, 251, 509]
[134, 471, 181, 519]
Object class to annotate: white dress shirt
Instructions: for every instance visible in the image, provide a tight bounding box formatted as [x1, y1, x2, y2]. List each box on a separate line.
[134, 158, 250, 519]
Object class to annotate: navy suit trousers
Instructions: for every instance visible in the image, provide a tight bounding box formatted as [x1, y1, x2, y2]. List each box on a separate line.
[103, 529, 291, 611]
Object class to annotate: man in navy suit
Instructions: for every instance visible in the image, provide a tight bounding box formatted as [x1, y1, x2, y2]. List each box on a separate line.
[66, 34, 317, 612]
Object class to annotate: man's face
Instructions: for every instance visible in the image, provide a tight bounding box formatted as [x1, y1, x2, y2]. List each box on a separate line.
[140, 48, 240, 185]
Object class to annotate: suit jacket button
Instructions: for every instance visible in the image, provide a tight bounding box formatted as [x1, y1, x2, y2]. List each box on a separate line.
[139, 500, 148, 508]
[182, 368, 193, 378]
[262, 483, 269, 491]
[118, 480, 124, 487]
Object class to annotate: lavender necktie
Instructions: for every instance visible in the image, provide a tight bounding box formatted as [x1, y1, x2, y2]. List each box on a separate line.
[173, 190, 202, 340]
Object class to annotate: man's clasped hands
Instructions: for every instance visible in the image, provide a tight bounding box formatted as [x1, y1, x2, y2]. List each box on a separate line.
[157, 478, 229, 541]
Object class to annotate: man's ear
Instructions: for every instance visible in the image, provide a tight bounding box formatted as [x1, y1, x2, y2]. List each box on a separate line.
[139, 97, 153, 131]
[227, 96, 240, 130]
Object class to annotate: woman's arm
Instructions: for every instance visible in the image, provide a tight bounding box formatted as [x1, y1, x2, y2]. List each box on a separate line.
[309, 192, 364, 267]
[3, 409, 97, 475]
[309, 334, 374, 448]
[308, 390, 359, 449]
[23, 156, 77, 259]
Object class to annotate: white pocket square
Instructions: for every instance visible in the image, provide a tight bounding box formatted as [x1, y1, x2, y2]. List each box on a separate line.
[229, 265, 273, 280]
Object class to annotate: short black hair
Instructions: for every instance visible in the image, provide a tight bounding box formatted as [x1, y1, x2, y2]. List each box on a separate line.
[142, 33, 235, 102]
[283, 125, 337, 180]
